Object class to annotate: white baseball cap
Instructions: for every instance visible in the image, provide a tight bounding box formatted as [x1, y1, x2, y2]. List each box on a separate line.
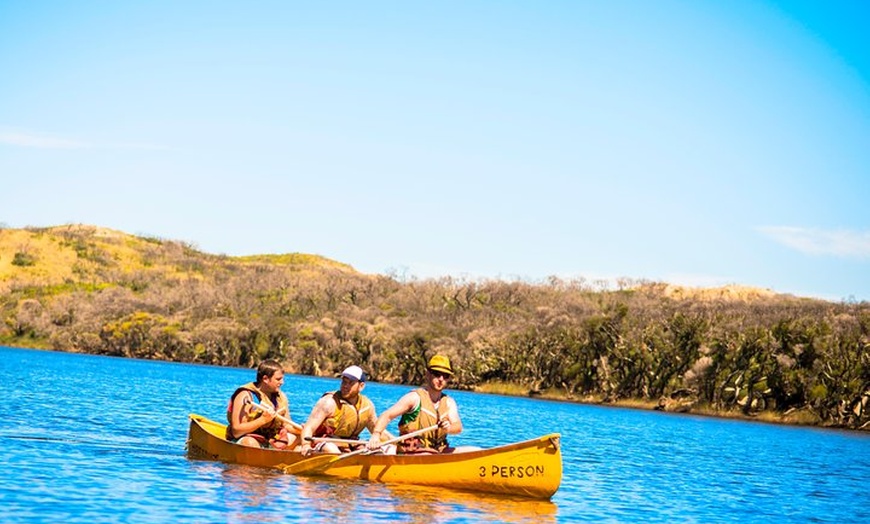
[341, 365, 366, 382]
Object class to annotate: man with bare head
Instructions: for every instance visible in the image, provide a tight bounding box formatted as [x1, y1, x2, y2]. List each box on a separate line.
[226, 359, 300, 449]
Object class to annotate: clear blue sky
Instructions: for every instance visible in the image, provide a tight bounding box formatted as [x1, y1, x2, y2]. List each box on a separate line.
[2, 1, 868, 301]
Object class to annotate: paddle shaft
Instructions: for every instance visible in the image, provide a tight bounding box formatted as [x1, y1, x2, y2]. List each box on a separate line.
[306, 436, 369, 446]
[321, 424, 439, 461]
[246, 400, 303, 432]
[285, 423, 440, 475]
[362, 423, 440, 453]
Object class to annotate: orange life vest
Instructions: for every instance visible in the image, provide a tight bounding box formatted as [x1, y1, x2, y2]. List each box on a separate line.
[314, 391, 375, 443]
[397, 388, 449, 453]
[226, 382, 290, 445]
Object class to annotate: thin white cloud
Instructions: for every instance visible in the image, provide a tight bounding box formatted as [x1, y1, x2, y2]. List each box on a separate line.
[0, 131, 90, 149]
[758, 226, 870, 258]
[0, 130, 170, 151]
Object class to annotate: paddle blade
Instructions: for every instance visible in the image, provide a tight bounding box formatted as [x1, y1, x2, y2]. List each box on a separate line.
[282, 454, 340, 475]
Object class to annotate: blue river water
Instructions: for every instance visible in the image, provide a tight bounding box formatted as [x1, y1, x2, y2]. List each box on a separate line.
[1, 345, 868, 523]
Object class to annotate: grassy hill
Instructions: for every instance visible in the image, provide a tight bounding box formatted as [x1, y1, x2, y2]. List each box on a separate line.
[0, 224, 355, 292]
[0, 223, 790, 303]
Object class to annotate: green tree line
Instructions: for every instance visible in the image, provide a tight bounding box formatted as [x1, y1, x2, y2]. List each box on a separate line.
[2, 226, 868, 430]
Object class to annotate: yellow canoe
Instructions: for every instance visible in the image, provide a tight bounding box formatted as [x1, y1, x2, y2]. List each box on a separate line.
[186, 414, 562, 499]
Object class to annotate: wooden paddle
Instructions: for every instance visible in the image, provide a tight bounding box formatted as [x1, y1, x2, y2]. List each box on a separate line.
[284, 424, 439, 475]
[246, 400, 303, 433]
[306, 436, 370, 446]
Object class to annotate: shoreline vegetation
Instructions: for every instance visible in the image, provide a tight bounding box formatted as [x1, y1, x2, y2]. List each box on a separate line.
[2, 224, 868, 432]
[472, 381, 825, 429]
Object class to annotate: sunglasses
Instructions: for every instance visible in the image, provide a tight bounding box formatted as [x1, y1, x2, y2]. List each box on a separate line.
[429, 370, 451, 379]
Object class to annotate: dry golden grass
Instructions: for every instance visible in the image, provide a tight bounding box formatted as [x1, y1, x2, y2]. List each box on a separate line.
[473, 381, 530, 396]
[237, 253, 356, 271]
[0, 228, 79, 283]
[648, 282, 781, 302]
[610, 398, 660, 410]
[0, 224, 355, 292]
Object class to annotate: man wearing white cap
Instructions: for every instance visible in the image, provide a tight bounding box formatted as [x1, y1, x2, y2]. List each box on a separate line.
[299, 365, 391, 455]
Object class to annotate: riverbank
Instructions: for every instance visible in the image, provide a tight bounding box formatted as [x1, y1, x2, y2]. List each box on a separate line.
[471, 380, 865, 432]
[2, 340, 862, 432]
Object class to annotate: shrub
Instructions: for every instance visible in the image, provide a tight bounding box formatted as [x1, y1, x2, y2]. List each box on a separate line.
[12, 251, 37, 267]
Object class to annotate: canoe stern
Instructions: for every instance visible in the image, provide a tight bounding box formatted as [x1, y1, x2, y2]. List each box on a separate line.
[186, 414, 303, 469]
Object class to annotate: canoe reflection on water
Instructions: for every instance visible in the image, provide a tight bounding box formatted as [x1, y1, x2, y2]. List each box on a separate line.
[199, 462, 558, 522]
[295, 475, 559, 523]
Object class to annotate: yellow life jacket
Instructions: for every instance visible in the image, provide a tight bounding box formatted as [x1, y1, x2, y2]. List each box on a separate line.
[314, 391, 375, 440]
[398, 388, 448, 453]
[226, 382, 289, 441]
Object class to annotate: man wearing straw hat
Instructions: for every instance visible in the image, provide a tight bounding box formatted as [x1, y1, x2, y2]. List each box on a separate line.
[367, 355, 465, 454]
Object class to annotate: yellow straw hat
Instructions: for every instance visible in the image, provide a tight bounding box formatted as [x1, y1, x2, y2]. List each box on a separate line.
[427, 355, 454, 376]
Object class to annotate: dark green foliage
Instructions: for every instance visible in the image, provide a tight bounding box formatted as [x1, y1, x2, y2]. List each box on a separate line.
[12, 251, 36, 266]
